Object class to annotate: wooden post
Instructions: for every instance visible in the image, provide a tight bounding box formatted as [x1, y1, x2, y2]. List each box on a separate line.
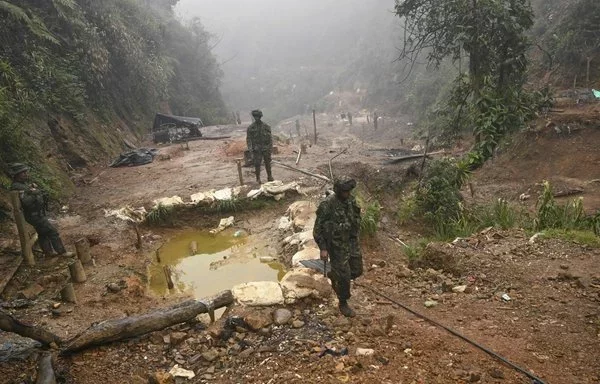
[312, 109, 317, 145]
[75, 238, 92, 265]
[69, 260, 87, 283]
[163, 265, 174, 289]
[236, 160, 244, 186]
[374, 112, 379, 130]
[35, 353, 56, 384]
[61, 283, 77, 303]
[10, 191, 35, 266]
[189, 241, 198, 255]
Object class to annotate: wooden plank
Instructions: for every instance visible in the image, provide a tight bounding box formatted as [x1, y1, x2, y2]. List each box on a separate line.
[10, 191, 35, 266]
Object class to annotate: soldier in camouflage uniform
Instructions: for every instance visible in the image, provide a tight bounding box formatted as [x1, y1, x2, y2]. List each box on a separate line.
[8, 163, 73, 258]
[313, 176, 363, 317]
[246, 110, 274, 184]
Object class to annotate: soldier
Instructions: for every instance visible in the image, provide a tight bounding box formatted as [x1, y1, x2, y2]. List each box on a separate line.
[8, 163, 73, 258]
[313, 176, 363, 317]
[246, 110, 274, 184]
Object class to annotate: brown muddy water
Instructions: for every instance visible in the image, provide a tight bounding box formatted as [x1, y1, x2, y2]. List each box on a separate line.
[149, 229, 286, 299]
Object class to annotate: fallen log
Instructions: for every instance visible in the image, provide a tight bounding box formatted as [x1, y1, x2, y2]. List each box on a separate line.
[173, 136, 231, 143]
[62, 290, 233, 353]
[272, 161, 331, 182]
[35, 353, 56, 384]
[387, 150, 444, 165]
[0, 310, 62, 346]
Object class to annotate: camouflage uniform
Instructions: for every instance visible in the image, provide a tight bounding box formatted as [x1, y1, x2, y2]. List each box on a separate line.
[313, 179, 363, 302]
[9, 164, 67, 255]
[247, 110, 273, 182]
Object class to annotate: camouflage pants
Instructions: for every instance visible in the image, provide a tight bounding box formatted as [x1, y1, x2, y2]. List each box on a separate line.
[253, 150, 272, 179]
[329, 238, 363, 301]
[26, 215, 66, 255]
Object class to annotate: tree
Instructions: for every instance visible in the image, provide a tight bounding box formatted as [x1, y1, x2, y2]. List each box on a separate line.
[395, 0, 533, 96]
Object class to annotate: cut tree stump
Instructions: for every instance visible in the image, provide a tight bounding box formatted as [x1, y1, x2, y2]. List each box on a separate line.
[0, 311, 62, 346]
[60, 283, 77, 304]
[75, 238, 92, 265]
[63, 290, 233, 353]
[68, 260, 87, 283]
[35, 353, 56, 384]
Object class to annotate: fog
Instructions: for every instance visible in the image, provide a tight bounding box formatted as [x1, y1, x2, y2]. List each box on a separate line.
[176, 0, 398, 121]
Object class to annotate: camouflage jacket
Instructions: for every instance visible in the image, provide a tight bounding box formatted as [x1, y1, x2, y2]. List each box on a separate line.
[11, 181, 46, 218]
[247, 121, 273, 152]
[313, 195, 361, 252]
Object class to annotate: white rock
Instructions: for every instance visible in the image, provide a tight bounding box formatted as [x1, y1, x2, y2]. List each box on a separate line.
[356, 348, 375, 356]
[287, 201, 317, 231]
[452, 285, 467, 293]
[213, 188, 233, 201]
[169, 365, 195, 379]
[278, 217, 292, 231]
[190, 191, 215, 204]
[232, 281, 285, 306]
[153, 196, 184, 208]
[280, 268, 331, 304]
[291, 247, 320, 267]
[209, 216, 235, 235]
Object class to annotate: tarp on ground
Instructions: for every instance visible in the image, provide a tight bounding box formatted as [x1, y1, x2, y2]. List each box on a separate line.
[593, 89, 600, 99]
[110, 148, 159, 168]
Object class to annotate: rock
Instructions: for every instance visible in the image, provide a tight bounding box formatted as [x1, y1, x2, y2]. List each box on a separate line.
[17, 284, 44, 300]
[287, 201, 317, 231]
[452, 285, 468, 293]
[201, 350, 219, 362]
[397, 265, 412, 278]
[291, 248, 320, 267]
[107, 283, 121, 293]
[442, 280, 454, 292]
[163, 335, 171, 344]
[292, 320, 305, 328]
[356, 348, 375, 356]
[170, 332, 188, 346]
[238, 347, 255, 358]
[559, 264, 569, 270]
[258, 327, 271, 337]
[424, 300, 438, 308]
[468, 371, 481, 382]
[206, 366, 216, 374]
[278, 217, 293, 231]
[149, 371, 175, 384]
[259, 256, 277, 263]
[232, 281, 284, 306]
[490, 368, 505, 379]
[280, 268, 331, 304]
[273, 308, 293, 325]
[244, 309, 273, 330]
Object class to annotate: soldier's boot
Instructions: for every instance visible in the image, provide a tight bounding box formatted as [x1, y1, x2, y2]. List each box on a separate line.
[338, 300, 356, 318]
[39, 236, 56, 257]
[266, 162, 274, 182]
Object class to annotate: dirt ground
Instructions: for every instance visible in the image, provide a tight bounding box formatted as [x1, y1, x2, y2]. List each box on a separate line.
[0, 111, 599, 384]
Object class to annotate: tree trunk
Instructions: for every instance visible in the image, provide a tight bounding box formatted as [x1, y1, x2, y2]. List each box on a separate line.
[69, 260, 87, 283]
[0, 311, 62, 346]
[63, 291, 233, 353]
[60, 283, 77, 304]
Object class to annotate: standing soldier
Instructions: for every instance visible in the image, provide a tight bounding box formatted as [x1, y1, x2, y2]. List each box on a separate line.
[247, 110, 274, 184]
[313, 176, 363, 317]
[8, 163, 73, 258]
[347, 112, 353, 126]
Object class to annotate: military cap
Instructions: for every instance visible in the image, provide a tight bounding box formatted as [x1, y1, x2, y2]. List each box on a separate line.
[334, 176, 357, 192]
[251, 110, 263, 117]
[8, 163, 30, 177]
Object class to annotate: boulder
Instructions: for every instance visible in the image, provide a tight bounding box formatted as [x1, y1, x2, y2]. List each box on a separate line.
[291, 247, 320, 267]
[232, 281, 285, 306]
[280, 268, 331, 304]
[287, 201, 317, 231]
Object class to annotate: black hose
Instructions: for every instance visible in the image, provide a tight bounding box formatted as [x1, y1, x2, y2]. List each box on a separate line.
[355, 282, 547, 384]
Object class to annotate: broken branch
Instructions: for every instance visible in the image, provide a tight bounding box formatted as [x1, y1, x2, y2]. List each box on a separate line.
[272, 161, 331, 182]
[0, 311, 62, 346]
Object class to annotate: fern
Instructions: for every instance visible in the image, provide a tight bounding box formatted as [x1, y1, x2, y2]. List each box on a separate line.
[0, 1, 59, 44]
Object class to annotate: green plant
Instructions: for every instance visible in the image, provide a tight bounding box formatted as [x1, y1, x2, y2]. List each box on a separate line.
[540, 229, 600, 248]
[146, 204, 174, 226]
[534, 181, 586, 231]
[402, 238, 429, 262]
[397, 194, 417, 225]
[359, 199, 381, 237]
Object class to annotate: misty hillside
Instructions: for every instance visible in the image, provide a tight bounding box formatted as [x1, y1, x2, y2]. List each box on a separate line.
[0, 0, 227, 192]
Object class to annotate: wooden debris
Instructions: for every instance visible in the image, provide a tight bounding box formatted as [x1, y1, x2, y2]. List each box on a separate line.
[63, 291, 233, 353]
[60, 283, 77, 304]
[553, 188, 584, 198]
[272, 161, 331, 182]
[387, 150, 444, 165]
[0, 311, 62, 346]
